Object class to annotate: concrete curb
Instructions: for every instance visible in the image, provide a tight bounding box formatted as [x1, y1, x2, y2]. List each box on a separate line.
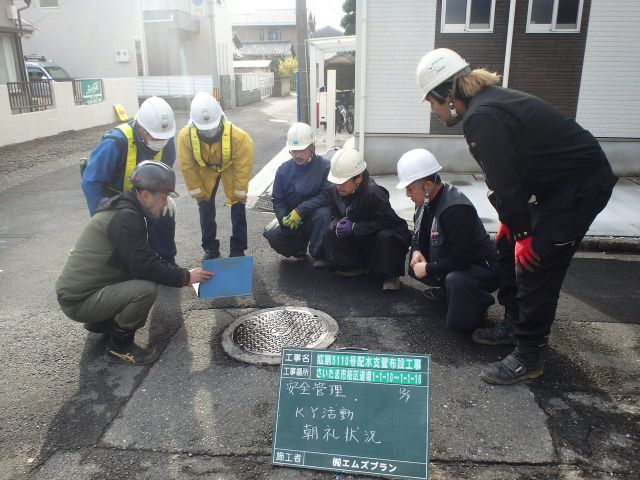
[579, 236, 640, 253]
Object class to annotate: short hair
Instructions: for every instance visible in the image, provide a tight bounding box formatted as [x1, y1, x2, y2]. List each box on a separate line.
[422, 173, 441, 184]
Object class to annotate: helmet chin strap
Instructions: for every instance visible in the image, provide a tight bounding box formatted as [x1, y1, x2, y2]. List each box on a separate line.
[449, 76, 460, 119]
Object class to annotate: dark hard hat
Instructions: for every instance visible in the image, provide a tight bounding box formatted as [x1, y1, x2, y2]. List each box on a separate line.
[129, 161, 179, 197]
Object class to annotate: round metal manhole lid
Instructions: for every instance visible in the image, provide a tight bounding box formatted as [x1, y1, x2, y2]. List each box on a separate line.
[221, 307, 339, 364]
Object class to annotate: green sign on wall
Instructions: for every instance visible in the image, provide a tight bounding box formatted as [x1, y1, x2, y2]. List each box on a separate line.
[81, 79, 103, 105]
[273, 348, 431, 479]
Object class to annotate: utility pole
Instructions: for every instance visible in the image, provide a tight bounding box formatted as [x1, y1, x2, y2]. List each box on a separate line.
[296, 0, 309, 123]
[208, 0, 220, 92]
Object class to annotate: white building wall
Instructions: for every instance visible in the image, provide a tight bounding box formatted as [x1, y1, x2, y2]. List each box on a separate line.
[576, 0, 640, 139]
[0, 78, 138, 146]
[21, 1, 140, 79]
[356, 0, 436, 135]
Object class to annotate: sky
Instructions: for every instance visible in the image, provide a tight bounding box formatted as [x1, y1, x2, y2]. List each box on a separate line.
[229, 0, 346, 31]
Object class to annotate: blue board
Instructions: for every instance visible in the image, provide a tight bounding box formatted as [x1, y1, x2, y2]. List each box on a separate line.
[198, 256, 254, 299]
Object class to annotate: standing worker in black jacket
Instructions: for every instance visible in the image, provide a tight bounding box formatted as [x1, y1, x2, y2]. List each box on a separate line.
[397, 148, 500, 332]
[324, 148, 411, 290]
[56, 161, 213, 366]
[415, 48, 617, 384]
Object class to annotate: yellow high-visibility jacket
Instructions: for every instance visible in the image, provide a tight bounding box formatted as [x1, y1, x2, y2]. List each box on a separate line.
[177, 121, 254, 205]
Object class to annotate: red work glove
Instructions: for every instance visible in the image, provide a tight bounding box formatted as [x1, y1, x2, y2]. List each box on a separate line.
[495, 223, 511, 243]
[514, 236, 541, 273]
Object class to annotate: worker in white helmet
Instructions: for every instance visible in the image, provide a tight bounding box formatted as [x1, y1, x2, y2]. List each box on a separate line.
[397, 148, 500, 330]
[325, 148, 411, 290]
[263, 122, 333, 268]
[81, 95, 178, 263]
[178, 92, 254, 259]
[416, 48, 617, 384]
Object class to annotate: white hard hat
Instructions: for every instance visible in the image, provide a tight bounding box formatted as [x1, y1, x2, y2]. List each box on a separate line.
[190, 92, 223, 130]
[327, 148, 366, 184]
[416, 48, 470, 102]
[396, 149, 442, 189]
[286, 122, 315, 151]
[135, 96, 176, 139]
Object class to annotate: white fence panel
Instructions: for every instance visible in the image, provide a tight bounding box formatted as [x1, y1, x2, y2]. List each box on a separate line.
[137, 76, 214, 97]
[237, 73, 273, 99]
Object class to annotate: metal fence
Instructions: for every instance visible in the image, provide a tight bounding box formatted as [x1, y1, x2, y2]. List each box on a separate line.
[6, 80, 54, 113]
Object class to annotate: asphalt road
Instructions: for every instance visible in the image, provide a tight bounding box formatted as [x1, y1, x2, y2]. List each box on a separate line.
[0, 95, 638, 480]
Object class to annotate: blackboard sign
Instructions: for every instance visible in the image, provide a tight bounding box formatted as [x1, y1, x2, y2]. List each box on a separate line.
[272, 348, 431, 479]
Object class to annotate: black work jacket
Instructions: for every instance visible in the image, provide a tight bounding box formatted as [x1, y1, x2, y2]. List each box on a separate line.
[328, 171, 411, 241]
[462, 85, 615, 237]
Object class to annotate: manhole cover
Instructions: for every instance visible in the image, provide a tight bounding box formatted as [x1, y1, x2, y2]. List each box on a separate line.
[252, 192, 275, 213]
[221, 307, 338, 364]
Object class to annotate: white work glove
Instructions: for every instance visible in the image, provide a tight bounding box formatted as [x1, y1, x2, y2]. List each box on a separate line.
[162, 197, 176, 218]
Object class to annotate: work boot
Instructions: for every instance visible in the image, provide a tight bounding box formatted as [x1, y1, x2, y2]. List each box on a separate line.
[312, 257, 327, 268]
[83, 318, 115, 334]
[290, 250, 308, 261]
[202, 249, 221, 261]
[336, 267, 369, 277]
[104, 328, 159, 366]
[480, 339, 546, 385]
[422, 286, 445, 301]
[229, 250, 245, 257]
[471, 310, 518, 345]
[382, 276, 401, 290]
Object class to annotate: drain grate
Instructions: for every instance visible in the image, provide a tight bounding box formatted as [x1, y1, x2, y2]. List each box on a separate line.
[252, 192, 275, 213]
[222, 307, 339, 364]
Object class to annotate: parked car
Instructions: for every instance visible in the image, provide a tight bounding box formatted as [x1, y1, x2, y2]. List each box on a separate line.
[24, 56, 73, 82]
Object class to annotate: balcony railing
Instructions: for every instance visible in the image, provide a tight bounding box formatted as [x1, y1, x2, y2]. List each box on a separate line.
[7, 80, 54, 113]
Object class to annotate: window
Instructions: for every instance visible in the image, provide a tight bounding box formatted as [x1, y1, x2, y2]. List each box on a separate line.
[27, 66, 46, 82]
[527, 0, 583, 33]
[39, 0, 59, 7]
[441, 0, 495, 33]
[268, 29, 282, 41]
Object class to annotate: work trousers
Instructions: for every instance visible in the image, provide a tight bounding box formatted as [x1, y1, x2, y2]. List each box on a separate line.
[410, 263, 500, 332]
[324, 227, 408, 278]
[59, 279, 158, 331]
[263, 207, 331, 259]
[497, 168, 616, 340]
[198, 176, 247, 255]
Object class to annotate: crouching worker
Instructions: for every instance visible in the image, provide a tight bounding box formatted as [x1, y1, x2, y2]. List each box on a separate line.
[263, 122, 332, 268]
[324, 148, 411, 290]
[56, 161, 213, 366]
[397, 149, 500, 332]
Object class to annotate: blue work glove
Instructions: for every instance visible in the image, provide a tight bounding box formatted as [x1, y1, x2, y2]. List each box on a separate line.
[336, 217, 354, 238]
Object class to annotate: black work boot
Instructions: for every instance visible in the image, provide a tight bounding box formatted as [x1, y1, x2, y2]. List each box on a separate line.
[471, 310, 518, 345]
[203, 249, 221, 261]
[480, 339, 546, 385]
[104, 328, 159, 366]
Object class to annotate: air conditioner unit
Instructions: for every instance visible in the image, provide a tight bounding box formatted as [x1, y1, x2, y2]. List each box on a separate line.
[7, 5, 18, 20]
